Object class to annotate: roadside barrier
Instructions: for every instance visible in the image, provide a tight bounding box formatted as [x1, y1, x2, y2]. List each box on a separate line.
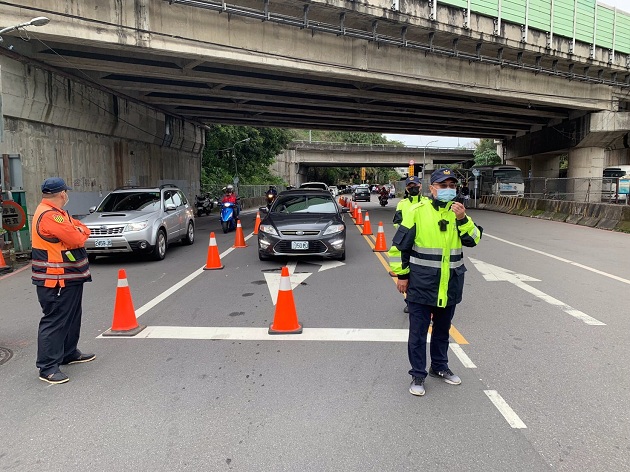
[204, 232, 224, 270]
[253, 211, 261, 235]
[373, 222, 388, 252]
[362, 212, 373, 235]
[268, 266, 303, 334]
[233, 220, 247, 248]
[102, 269, 146, 337]
[356, 207, 364, 225]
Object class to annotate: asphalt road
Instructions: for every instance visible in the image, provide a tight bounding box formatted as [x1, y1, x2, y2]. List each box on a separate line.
[1, 198, 629, 471]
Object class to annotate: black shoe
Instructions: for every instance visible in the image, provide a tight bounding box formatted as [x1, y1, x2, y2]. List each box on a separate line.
[39, 371, 69, 384]
[403, 305, 409, 313]
[409, 376, 426, 396]
[62, 353, 96, 365]
[429, 367, 461, 385]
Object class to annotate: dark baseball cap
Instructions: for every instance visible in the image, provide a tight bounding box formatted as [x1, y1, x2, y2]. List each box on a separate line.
[41, 177, 71, 194]
[405, 175, 420, 186]
[430, 169, 458, 184]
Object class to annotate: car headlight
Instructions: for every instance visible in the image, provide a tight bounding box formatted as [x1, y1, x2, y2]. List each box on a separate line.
[259, 224, 278, 236]
[323, 224, 344, 235]
[124, 221, 149, 232]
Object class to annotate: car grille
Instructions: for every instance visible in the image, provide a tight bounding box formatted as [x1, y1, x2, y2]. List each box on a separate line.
[280, 230, 320, 236]
[274, 240, 327, 254]
[88, 226, 125, 237]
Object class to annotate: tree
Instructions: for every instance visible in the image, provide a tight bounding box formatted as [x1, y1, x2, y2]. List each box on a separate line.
[202, 125, 293, 192]
[473, 139, 502, 166]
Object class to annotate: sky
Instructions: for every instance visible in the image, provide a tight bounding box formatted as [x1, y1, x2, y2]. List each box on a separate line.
[385, 0, 628, 149]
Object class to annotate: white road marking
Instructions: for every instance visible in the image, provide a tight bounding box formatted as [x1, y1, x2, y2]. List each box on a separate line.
[263, 271, 312, 305]
[316, 260, 346, 272]
[484, 390, 527, 429]
[485, 233, 630, 286]
[449, 343, 477, 368]
[469, 258, 605, 326]
[134, 233, 255, 319]
[105, 326, 420, 342]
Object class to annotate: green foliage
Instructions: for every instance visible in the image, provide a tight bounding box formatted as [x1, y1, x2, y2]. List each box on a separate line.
[473, 139, 501, 166]
[202, 125, 292, 192]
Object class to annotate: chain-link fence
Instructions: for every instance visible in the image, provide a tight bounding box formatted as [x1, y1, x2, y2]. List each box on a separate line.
[523, 177, 628, 204]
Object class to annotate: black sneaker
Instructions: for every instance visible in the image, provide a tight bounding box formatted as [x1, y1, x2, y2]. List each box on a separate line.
[429, 367, 461, 385]
[409, 376, 426, 396]
[39, 371, 69, 385]
[62, 353, 96, 365]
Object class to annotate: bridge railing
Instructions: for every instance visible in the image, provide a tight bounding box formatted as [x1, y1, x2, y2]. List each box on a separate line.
[291, 141, 473, 153]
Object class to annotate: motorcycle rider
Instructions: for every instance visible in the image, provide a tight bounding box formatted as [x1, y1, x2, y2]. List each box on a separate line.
[379, 185, 389, 204]
[266, 185, 278, 207]
[221, 184, 239, 218]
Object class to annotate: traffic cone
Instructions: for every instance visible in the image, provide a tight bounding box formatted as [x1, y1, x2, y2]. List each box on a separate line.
[0, 249, 9, 271]
[362, 212, 373, 235]
[253, 212, 261, 235]
[356, 207, 364, 225]
[352, 202, 359, 219]
[204, 232, 224, 270]
[268, 266, 303, 335]
[233, 220, 247, 248]
[102, 269, 146, 336]
[373, 222, 388, 252]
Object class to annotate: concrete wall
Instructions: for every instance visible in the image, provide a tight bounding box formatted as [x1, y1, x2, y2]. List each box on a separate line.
[0, 55, 204, 220]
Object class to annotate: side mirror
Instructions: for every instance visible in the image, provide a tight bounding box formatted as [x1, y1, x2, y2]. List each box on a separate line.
[259, 207, 269, 214]
[89, 206, 96, 213]
[165, 204, 177, 212]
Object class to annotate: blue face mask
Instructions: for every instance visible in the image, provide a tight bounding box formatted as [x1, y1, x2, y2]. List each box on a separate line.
[436, 188, 457, 202]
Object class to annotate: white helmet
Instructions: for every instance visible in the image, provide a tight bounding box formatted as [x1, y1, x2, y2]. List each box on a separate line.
[226, 184, 234, 193]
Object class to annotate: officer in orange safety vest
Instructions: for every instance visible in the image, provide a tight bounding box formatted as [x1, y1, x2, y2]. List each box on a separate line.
[32, 178, 95, 384]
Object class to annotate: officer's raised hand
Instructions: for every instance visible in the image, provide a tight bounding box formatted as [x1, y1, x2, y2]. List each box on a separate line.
[451, 201, 466, 220]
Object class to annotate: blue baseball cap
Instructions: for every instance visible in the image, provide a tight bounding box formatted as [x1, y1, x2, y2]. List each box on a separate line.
[41, 177, 71, 194]
[405, 176, 420, 186]
[430, 169, 458, 184]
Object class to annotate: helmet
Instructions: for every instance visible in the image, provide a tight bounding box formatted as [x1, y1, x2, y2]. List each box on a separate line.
[226, 184, 234, 193]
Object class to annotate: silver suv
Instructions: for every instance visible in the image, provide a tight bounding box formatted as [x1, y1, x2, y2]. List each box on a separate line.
[82, 184, 195, 261]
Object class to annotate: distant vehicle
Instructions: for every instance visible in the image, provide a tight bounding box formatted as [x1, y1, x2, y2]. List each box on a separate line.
[352, 187, 371, 202]
[602, 165, 630, 203]
[257, 189, 349, 261]
[328, 186, 339, 197]
[469, 165, 524, 198]
[82, 184, 195, 261]
[299, 182, 329, 191]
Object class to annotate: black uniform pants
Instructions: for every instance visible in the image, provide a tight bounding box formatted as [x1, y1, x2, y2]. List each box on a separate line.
[36, 284, 84, 376]
[407, 302, 456, 378]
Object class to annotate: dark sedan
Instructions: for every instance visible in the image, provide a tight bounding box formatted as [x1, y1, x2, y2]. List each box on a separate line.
[352, 187, 371, 202]
[257, 189, 349, 261]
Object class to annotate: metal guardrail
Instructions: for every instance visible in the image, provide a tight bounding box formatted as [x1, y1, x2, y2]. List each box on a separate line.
[524, 177, 629, 204]
[291, 141, 474, 154]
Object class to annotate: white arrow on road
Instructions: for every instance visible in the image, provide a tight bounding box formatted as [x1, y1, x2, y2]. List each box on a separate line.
[469, 258, 605, 326]
[264, 270, 312, 305]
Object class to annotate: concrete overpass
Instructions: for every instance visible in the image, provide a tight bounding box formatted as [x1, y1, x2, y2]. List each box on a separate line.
[1, 0, 629, 214]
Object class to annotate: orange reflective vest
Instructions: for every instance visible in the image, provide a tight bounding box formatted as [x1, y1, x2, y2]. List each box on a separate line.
[31, 200, 92, 288]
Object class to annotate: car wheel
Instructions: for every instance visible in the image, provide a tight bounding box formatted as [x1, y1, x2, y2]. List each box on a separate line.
[337, 250, 346, 261]
[87, 254, 97, 263]
[183, 221, 194, 245]
[152, 229, 167, 261]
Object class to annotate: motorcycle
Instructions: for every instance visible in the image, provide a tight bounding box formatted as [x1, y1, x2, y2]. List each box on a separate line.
[220, 201, 239, 233]
[378, 194, 389, 207]
[265, 192, 277, 209]
[195, 194, 213, 217]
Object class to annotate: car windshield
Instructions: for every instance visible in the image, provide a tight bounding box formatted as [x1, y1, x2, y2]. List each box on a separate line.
[97, 191, 161, 212]
[273, 195, 337, 214]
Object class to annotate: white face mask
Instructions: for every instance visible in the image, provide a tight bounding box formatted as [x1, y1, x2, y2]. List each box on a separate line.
[62, 191, 70, 207]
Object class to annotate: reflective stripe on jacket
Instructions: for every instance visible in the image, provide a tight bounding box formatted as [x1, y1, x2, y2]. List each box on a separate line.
[391, 198, 481, 307]
[388, 195, 423, 276]
[31, 200, 92, 288]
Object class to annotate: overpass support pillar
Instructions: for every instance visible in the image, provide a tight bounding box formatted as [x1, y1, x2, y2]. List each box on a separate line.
[531, 155, 561, 178]
[567, 147, 605, 202]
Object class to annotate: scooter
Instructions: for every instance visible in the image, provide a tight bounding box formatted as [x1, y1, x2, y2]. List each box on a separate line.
[265, 192, 277, 209]
[195, 194, 213, 217]
[379, 194, 389, 207]
[220, 201, 239, 233]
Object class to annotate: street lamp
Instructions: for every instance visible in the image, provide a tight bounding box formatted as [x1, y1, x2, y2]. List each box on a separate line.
[422, 140, 438, 194]
[0, 17, 50, 41]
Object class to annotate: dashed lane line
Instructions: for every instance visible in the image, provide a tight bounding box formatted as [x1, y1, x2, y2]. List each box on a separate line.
[484, 390, 528, 429]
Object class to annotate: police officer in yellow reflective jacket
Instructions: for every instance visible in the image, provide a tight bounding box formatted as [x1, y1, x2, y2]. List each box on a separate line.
[388, 175, 426, 313]
[392, 169, 482, 397]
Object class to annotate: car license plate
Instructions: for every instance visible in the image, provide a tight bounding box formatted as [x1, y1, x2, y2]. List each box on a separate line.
[94, 239, 112, 248]
[291, 241, 308, 250]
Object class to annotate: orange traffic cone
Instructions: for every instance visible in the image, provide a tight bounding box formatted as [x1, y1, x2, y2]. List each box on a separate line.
[102, 269, 146, 336]
[253, 212, 261, 235]
[362, 212, 373, 235]
[356, 207, 364, 225]
[233, 220, 247, 248]
[268, 266, 303, 335]
[352, 202, 359, 219]
[373, 222, 388, 252]
[204, 232, 224, 270]
[0, 249, 9, 271]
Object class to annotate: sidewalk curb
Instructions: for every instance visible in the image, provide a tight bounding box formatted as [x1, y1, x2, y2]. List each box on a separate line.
[0, 263, 31, 281]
